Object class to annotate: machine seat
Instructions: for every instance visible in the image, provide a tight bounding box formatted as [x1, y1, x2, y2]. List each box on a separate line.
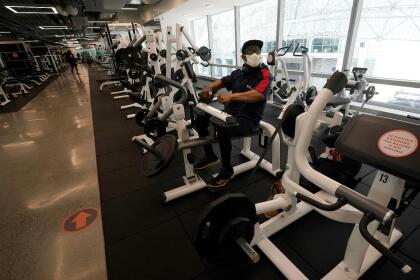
[336, 114, 420, 183]
[307, 95, 351, 107]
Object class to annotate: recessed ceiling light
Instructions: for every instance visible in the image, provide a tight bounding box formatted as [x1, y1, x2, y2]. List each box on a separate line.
[87, 26, 101, 29]
[0, 31, 12, 34]
[88, 20, 112, 24]
[5, 6, 58, 14]
[39, 26, 68, 30]
[121, 7, 138, 10]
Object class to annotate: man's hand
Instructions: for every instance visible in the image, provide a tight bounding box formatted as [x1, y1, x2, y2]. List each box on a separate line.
[200, 87, 212, 97]
[217, 94, 231, 104]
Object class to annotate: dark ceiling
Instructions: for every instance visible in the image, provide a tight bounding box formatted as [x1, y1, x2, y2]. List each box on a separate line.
[0, 0, 114, 45]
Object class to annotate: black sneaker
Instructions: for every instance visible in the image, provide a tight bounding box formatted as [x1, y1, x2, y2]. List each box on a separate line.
[193, 154, 220, 170]
[208, 168, 234, 190]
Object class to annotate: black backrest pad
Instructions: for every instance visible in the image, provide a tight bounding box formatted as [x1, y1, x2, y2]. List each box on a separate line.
[336, 114, 420, 182]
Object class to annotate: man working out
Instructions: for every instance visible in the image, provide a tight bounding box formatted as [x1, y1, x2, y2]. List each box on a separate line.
[194, 40, 271, 189]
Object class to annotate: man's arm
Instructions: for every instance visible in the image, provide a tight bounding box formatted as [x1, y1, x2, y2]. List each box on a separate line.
[202, 79, 224, 96]
[218, 89, 265, 103]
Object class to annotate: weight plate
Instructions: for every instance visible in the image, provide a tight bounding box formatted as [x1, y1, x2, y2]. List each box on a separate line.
[144, 118, 167, 140]
[195, 193, 257, 261]
[197, 46, 211, 61]
[140, 134, 177, 177]
[135, 108, 149, 126]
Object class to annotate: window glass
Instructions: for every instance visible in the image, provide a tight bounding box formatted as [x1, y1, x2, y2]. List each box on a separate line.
[351, 1, 420, 113]
[240, 0, 278, 64]
[283, 0, 352, 74]
[365, 84, 420, 114]
[191, 17, 211, 76]
[351, 1, 420, 81]
[211, 9, 236, 69]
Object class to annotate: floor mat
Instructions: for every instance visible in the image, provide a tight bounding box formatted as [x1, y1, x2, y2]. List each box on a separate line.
[89, 66, 420, 279]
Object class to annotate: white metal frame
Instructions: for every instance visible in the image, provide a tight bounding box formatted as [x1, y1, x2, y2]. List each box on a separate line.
[235, 88, 408, 279]
[162, 103, 281, 203]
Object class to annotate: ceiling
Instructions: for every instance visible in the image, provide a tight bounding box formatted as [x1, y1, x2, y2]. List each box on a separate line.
[0, 0, 160, 46]
[160, 0, 259, 22]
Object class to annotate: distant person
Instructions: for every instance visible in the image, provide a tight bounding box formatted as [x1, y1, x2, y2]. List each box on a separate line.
[65, 50, 79, 75]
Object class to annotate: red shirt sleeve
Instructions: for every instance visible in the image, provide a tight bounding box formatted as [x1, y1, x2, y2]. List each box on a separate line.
[255, 68, 271, 94]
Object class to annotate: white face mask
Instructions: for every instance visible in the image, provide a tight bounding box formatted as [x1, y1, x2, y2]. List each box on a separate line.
[244, 53, 261, 67]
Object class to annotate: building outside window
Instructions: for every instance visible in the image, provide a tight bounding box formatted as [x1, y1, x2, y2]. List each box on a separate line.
[190, 17, 211, 76]
[351, 1, 420, 113]
[240, 0, 278, 64]
[283, 0, 352, 76]
[211, 9, 236, 78]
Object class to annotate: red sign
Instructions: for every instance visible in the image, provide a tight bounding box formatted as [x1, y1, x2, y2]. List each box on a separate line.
[63, 208, 98, 232]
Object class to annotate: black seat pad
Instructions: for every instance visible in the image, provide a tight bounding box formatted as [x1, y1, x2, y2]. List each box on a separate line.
[336, 114, 420, 183]
[282, 104, 305, 138]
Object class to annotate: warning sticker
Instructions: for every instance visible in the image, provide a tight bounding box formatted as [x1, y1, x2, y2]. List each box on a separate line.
[377, 130, 418, 158]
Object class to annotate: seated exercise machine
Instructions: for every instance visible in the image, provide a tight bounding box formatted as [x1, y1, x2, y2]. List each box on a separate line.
[134, 74, 282, 203]
[195, 71, 419, 279]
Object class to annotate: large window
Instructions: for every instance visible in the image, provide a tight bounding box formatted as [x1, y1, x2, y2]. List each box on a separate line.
[190, 17, 210, 76]
[240, 0, 277, 64]
[211, 9, 236, 70]
[283, 0, 352, 74]
[350, 1, 420, 112]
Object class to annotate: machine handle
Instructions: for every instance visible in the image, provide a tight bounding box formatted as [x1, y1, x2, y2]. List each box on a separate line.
[359, 213, 412, 274]
[276, 44, 293, 56]
[295, 193, 348, 211]
[407, 114, 420, 121]
[293, 43, 302, 57]
[293, 43, 309, 57]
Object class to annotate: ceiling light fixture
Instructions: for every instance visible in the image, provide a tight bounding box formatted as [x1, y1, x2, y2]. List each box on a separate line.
[0, 31, 12, 34]
[86, 26, 101, 29]
[121, 7, 138, 10]
[39, 26, 68, 30]
[88, 20, 112, 24]
[5, 6, 58, 14]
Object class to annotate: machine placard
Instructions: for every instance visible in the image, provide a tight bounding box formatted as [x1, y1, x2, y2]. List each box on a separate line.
[377, 130, 418, 158]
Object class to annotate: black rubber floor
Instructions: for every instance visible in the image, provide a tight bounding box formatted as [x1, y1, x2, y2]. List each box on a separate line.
[0, 67, 67, 114]
[88, 66, 420, 280]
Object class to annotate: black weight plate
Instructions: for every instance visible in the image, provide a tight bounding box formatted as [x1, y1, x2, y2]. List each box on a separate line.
[150, 53, 158, 61]
[144, 118, 167, 140]
[121, 47, 145, 67]
[159, 49, 166, 58]
[195, 193, 257, 260]
[128, 70, 140, 79]
[135, 108, 149, 126]
[114, 48, 126, 66]
[176, 49, 188, 61]
[140, 134, 177, 177]
[197, 46, 211, 61]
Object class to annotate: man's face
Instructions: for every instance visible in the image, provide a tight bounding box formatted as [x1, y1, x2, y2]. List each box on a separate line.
[242, 45, 261, 62]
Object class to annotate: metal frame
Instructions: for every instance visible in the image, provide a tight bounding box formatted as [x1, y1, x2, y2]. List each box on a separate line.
[234, 6, 241, 66]
[341, 0, 363, 71]
[276, 0, 285, 49]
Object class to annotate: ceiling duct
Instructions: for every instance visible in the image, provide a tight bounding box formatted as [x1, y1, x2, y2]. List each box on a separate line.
[84, 0, 128, 12]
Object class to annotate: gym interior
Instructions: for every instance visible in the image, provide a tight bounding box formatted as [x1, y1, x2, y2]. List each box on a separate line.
[1, 1, 420, 279]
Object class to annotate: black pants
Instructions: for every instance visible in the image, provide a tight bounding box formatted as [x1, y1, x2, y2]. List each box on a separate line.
[70, 63, 78, 74]
[195, 114, 258, 169]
